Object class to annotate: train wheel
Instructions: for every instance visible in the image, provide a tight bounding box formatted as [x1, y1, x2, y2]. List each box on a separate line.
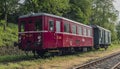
[70, 47, 75, 53]
[94, 47, 99, 50]
[58, 49, 67, 56]
[32, 50, 39, 58]
[75, 47, 82, 52]
[58, 50, 63, 56]
[88, 47, 93, 51]
[94, 45, 100, 50]
[36, 51, 45, 57]
[25, 51, 31, 56]
[104, 46, 108, 50]
[82, 48, 88, 52]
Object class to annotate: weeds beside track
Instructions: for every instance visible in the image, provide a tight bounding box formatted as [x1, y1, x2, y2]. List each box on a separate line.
[0, 44, 120, 69]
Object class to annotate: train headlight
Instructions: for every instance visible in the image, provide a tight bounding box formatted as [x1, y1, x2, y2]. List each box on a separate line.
[19, 36, 21, 40]
[18, 36, 21, 43]
[36, 36, 41, 45]
[38, 40, 41, 43]
[37, 36, 41, 39]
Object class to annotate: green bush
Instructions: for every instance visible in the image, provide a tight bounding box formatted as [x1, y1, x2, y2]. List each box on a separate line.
[0, 21, 18, 46]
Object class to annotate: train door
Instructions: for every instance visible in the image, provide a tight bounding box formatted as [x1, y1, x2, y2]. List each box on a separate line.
[48, 19, 56, 48]
[55, 20, 61, 47]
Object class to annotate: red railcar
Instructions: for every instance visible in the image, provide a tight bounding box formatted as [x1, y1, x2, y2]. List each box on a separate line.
[17, 13, 93, 55]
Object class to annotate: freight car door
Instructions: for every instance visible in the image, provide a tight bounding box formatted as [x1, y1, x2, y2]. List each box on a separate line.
[47, 20, 56, 48]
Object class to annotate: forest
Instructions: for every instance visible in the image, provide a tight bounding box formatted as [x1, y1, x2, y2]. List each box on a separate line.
[0, 0, 120, 46]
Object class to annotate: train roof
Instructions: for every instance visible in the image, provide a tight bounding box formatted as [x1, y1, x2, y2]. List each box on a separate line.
[91, 25, 110, 32]
[19, 13, 91, 28]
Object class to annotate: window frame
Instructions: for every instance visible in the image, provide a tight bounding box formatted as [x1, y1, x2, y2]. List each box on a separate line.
[20, 21, 25, 32]
[64, 22, 70, 33]
[88, 29, 91, 37]
[71, 24, 77, 34]
[83, 27, 87, 36]
[48, 20, 54, 32]
[56, 21, 61, 32]
[35, 19, 42, 31]
[78, 26, 82, 35]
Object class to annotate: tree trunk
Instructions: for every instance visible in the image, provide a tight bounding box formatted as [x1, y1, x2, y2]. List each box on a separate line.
[3, 0, 7, 31]
[3, 13, 7, 31]
[3, 23, 6, 31]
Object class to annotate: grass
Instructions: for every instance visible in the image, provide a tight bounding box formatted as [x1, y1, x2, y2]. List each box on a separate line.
[0, 23, 18, 46]
[0, 55, 33, 62]
[0, 44, 120, 69]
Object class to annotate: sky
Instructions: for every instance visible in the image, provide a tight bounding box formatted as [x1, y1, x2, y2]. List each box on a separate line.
[114, 0, 120, 11]
[113, 0, 120, 22]
[19, 0, 24, 3]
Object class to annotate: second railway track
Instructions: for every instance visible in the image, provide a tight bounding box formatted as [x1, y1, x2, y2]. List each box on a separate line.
[72, 51, 120, 69]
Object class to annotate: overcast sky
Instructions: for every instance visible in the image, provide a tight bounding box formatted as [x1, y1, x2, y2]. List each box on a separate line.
[19, 0, 24, 3]
[113, 0, 120, 21]
[114, 0, 120, 12]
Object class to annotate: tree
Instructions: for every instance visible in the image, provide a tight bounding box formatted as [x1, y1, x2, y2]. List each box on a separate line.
[64, 0, 93, 24]
[20, 0, 70, 16]
[0, 0, 20, 30]
[91, 0, 118, 42]
[116, 21, 120, 42]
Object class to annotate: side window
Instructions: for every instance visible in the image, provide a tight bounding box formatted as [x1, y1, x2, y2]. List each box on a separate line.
[78, 26, 82, 35]
[49, 20, 54, 31]
[90, 29, 92, 37]
[20, 21, 25, 32]
[56, 21, 61, 32]
[35, 19, 42, 31]
[100, 30, 102, 37]
[88, 29, 91, 37]
[83, 27, 87, 36]
[72, 24, 76, 34]
[86, 28, 88, 36]
[64, 22, 69, 33]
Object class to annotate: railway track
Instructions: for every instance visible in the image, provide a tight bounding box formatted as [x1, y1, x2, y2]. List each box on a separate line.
[72, 51, 120, 69]
[111, 62, 120, 69]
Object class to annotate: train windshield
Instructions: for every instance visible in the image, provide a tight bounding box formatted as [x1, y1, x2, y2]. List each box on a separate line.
[35, 19, 42, 31]
[20, 21, 25, 32]
[19, 18, 42, 32]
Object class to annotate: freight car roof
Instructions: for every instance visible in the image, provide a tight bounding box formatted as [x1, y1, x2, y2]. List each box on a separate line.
[19, 13, 91, 28]
[91, 25, 110, 32]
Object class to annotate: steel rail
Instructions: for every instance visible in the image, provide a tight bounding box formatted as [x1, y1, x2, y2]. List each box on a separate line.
[72, 51, 120, 69]
[111, 62, 120, 69]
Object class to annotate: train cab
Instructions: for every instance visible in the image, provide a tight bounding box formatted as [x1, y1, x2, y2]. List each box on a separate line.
[18, 13, 44, 51]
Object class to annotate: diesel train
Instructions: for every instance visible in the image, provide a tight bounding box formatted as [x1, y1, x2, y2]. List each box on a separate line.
[14, 13, 111, 56]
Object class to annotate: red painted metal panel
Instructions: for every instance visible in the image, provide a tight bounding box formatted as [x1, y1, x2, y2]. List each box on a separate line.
[62, 33, 93, 48]
[18, 14, 94, 51]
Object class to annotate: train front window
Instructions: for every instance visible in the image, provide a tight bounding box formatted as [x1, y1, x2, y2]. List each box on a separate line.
[35, 19, 42, 31]
[20, 21, 25, 32]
